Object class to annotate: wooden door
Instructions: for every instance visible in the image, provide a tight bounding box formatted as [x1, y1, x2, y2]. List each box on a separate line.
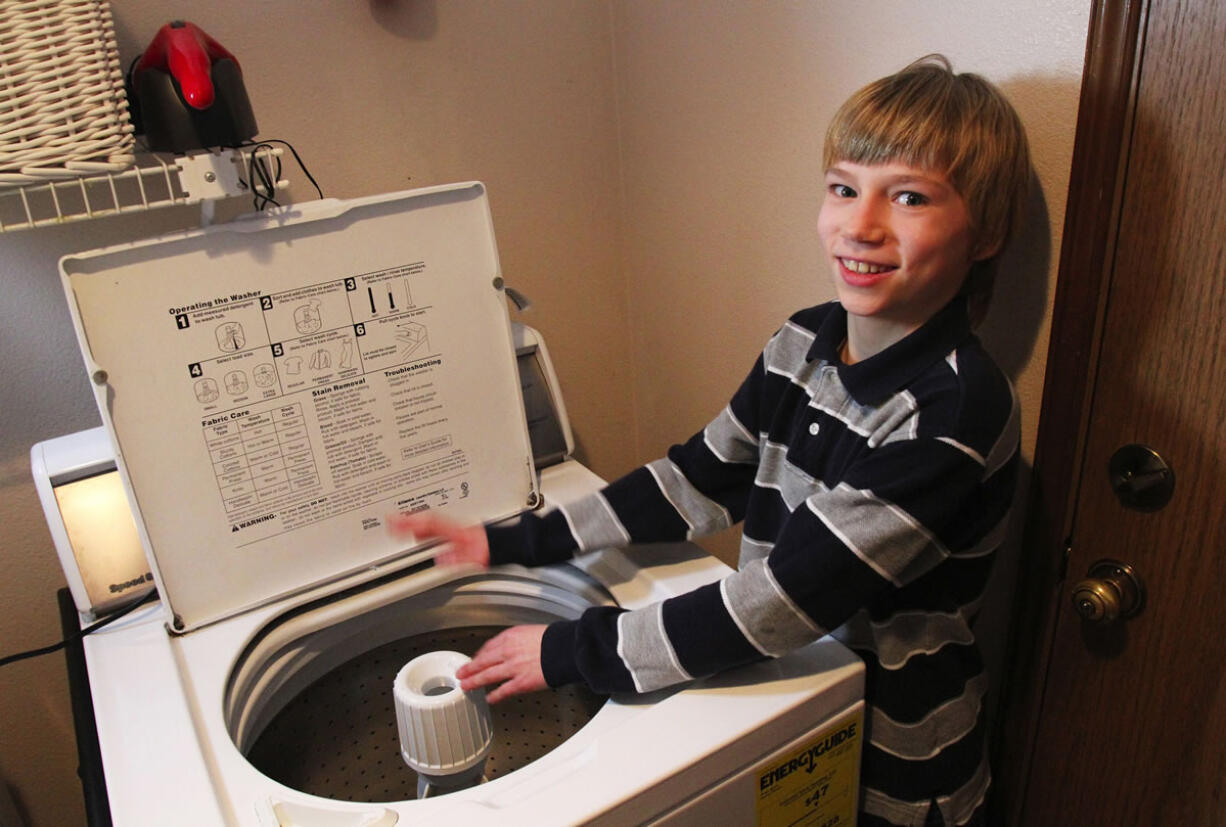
[1000, 0, 1226, 824]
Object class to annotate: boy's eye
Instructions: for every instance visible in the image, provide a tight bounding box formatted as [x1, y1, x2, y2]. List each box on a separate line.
[829, 183, 856, 198]
[894, 191, 928, 207]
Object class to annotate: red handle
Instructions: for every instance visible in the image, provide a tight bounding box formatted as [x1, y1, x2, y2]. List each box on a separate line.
[135, 21, 240, 110]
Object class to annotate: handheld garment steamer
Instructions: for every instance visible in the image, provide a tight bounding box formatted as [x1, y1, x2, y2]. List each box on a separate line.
[129, 21, 258, 152]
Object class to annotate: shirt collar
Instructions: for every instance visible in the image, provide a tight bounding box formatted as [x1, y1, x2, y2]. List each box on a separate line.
[806, 297, 973, 405]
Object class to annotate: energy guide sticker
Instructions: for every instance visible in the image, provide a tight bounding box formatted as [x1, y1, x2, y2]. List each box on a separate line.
[756, 707, 862, 827]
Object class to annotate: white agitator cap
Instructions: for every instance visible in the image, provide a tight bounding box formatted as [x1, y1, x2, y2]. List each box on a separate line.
[393, 650, 493, 797]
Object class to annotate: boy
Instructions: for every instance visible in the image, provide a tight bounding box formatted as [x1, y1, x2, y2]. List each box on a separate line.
[391, 55, 1030, 826]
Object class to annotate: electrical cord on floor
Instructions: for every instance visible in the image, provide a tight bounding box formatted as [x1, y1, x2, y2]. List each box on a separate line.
[0, 588, 158, 669]
[235, 137, 324, 211]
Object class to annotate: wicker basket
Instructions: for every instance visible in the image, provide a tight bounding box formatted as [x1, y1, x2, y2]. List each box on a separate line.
[0, 0, 134, 186]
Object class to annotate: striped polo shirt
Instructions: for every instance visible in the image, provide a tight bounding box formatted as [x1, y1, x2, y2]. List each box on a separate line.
[487, 298, 1019, 826]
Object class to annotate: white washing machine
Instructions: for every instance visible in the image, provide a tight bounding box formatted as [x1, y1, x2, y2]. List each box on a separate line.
[35, 183, 864, 827]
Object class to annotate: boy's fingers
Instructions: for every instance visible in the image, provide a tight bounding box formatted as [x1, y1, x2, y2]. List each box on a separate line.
[456, 645, 522, 690]
[463, 634, 512, 673]
[387, 510, 446, 537]
[461, 666, 542, 703]
[388, 512, 487, 562]
[385, 512, 424, 536]
[454, 626, 547, 701]
[458, 661, 513, 691]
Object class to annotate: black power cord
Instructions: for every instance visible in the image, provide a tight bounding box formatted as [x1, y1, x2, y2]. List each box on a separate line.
[235, 138, 324, 211]
[0, 588, 158, 669]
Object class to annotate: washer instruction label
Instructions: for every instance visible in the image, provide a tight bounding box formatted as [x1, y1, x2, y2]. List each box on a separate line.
[170, 263, 474, 541]
[756, 707, 862, 827]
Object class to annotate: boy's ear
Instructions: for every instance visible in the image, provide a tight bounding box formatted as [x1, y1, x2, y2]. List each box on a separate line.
[972, 234, 1004, 262]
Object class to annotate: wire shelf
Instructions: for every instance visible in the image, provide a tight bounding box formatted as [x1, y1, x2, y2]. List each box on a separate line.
[0, 146, 286, 231]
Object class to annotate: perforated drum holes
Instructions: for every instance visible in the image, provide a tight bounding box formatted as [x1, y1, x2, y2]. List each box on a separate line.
[245, 626, 606, 802]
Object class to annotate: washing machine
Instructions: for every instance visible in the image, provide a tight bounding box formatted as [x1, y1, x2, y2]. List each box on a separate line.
[37, 183, 865, 826]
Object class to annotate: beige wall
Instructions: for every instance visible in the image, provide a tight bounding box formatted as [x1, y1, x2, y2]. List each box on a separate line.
[0, 2, 1089, 824]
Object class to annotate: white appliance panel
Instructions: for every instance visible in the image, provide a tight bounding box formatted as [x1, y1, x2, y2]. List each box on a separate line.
[60, 184, 536, 631]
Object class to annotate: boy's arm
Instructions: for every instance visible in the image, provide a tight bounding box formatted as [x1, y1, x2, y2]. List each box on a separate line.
[539, 425, 1019, 693]
[486, 350, 772, 567]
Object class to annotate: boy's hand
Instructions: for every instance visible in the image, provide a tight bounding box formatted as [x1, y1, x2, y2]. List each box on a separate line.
[387, 511, 490, 569]
[456, 625, 548, 703]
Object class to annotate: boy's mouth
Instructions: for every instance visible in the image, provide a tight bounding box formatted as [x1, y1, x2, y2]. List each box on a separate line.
[839, 257, 894, 275]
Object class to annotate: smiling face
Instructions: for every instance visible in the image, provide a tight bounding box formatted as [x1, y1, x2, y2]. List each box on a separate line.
[817, 160, 986, 358]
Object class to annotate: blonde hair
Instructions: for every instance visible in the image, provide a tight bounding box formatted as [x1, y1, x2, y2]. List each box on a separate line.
[823, 55, 1032, 323]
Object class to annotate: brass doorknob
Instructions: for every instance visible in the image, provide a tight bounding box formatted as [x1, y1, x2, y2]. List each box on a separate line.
[1071, 560, 1145, 623]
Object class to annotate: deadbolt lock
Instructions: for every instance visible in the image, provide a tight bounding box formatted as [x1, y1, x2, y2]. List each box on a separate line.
[1072, 559, 1145, 623]
[1108, 444, 1174, 511]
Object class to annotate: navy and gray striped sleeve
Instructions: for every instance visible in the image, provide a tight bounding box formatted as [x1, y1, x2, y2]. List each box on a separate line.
[485, 347, 775, 565]
[542, 354, 1017, 694]
[543, 420, 1015, 694]
[546, 431, 1015, 695]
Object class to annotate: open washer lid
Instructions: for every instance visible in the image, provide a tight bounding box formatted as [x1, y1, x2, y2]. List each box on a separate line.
[60, 182, 537, 632]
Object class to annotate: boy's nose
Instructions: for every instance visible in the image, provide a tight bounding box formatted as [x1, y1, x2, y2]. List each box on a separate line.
[843, 199, 887, 244]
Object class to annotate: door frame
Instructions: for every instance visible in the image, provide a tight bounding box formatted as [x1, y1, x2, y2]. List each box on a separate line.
[992, 0, 1149, 823]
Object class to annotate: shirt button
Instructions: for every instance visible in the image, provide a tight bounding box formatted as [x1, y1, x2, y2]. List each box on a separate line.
[808, 422, 820, 436]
